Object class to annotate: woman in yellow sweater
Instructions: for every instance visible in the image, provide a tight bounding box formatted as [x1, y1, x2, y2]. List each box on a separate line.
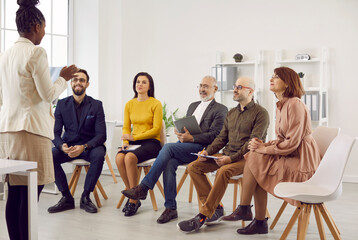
[116, 72, 163, 216]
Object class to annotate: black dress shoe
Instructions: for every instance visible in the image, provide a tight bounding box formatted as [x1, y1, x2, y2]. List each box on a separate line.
[178, 214, 206, 232]
[222, 205, 253, 221]
[122, 185, 148, 200]
[237, 218, 268, 235]
[157, 208, 178, 224]
[80, 196, 98, 213]
[122, 199, 130, 213]
[124, 200, 141, 216]
[48, 196, 75, 213]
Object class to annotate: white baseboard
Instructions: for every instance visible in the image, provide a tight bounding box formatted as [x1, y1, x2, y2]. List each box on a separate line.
[343, 175, 358, 183]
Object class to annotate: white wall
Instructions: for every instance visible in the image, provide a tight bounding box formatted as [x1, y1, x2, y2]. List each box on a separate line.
[75, 0, 358, 182]
[72, 0, 99, 99]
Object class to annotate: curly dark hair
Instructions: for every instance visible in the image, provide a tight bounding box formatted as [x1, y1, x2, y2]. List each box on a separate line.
[16, 0, 45, 34]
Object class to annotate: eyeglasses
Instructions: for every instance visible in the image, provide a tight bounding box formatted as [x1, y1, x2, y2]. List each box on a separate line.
[71, 78, 87, 83]
[271, 74, 280, 79]
[232, 84, 252, 90]
[197, 84, 214, 90]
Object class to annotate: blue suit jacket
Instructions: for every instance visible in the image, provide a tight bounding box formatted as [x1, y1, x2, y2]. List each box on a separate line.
[52, 95, 106, 150]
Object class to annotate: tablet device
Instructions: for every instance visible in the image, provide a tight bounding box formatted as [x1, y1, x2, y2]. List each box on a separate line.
[118, 144, 141, 153]
[174, 116, 202, 135]
[190, 153, 219, 160]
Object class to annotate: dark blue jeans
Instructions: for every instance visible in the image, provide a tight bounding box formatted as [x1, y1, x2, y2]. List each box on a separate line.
[141, 141, 204, 209]
[52, 146, 106, 193]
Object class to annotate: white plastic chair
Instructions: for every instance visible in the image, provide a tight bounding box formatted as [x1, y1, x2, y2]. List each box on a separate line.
[274, 133, 357, 240]
[270, 126, 340, 230]
[116, 120, 166, 211]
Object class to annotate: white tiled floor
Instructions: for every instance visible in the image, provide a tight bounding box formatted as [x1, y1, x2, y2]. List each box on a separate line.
[1, 170, 357, 240]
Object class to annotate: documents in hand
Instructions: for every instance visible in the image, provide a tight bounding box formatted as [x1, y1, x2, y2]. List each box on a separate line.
[191, 153, 219, 160]
[174, 116, 202, 135]
[118, 145, 141, 153]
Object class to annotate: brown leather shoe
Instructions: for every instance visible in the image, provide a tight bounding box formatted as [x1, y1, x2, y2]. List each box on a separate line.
[122, 184, 148, 200]
[237, 218, 268, 235]
[222, 205, 253, 221]
[157, 208, 178, 224]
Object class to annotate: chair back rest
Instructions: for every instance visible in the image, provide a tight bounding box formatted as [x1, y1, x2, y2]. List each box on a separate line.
[160, 119, 167, 147]
[105, 121, 116, 150]
[312, 126, 340, 158]
[307, 133, 356, 194]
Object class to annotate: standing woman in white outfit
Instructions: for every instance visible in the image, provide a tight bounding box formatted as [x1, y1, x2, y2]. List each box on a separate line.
[0, 0, 77, 239]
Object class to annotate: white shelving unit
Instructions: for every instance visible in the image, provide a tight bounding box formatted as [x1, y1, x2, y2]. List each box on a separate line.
[273, 48, 329, 137]
[212, 51, 264, 109]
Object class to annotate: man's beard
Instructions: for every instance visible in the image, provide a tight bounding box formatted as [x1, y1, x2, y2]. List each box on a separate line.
[72, 86, 85, 96]
[200, 92, 214, 102]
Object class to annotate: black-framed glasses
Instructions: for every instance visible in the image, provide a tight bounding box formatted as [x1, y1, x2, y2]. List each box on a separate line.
[233, 84, 252, 90]
[71, 78, 87, 83]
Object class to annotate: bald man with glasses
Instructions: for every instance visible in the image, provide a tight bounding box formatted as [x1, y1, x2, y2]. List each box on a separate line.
[178, 77, 270, 232]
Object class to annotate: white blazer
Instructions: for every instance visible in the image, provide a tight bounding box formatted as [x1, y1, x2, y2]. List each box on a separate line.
[0, 37, 67, 140]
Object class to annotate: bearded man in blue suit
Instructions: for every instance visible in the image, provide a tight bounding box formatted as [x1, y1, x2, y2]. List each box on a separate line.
[48, 69, 106, 214]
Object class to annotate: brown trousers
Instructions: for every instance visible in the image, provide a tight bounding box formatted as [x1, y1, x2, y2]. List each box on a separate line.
[187, 154, 245, 218]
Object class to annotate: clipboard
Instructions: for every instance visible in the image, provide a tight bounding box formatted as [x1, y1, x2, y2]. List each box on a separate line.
[190, 153, 219, 160]
[174, 116, 202, 135]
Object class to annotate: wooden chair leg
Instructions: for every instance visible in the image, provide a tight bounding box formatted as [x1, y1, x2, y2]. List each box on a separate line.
[237, 178, 245, 228]
[197, 191, 202, 212]
[117, 194, 126, 209]
[70, 166, 82, 196]
[143, 166, 158, 211]
[233, 182, 238, 212]
[92, 186, 102, 208]
[189, 177, 194, 203]
[313, 205, 326, 240]
[105, 154, 117, 183]
[322, 203, 340, 235]
[297, 209, 303, 240]
[266, 208, 271, 219]
[137, 167, 142, 182]
[318, 204, 341, 240]
[298, 204, 312, 240]
[68, 168, 77, 189]
[85, 166, 102, 208]
[96, 180, 108, 200]
[280, 205, 303, 240]
[270, 201, 288, 229]
[155, 180, 165, 198]
[176, 168, 188, 193]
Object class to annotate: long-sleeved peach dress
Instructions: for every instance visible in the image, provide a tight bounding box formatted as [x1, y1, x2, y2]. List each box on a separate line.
[244, 97, 321, 205]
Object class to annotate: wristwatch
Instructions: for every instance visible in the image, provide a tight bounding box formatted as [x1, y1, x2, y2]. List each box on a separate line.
[83, 144, 89, 152]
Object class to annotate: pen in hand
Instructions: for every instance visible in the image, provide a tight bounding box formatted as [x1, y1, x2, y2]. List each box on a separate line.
[198, 148, 207, 161]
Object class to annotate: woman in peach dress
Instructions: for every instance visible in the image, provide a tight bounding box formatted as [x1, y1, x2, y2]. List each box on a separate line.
[233, 66, 321, 235]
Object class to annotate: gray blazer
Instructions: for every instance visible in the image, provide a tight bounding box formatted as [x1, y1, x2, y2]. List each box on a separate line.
[186, 99, 228, 146]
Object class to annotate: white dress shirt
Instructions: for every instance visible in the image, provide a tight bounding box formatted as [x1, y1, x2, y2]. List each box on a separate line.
[192, 99, 213, 124]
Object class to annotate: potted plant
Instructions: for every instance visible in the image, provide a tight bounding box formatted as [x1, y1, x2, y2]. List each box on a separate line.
[162, 102, 179, 135]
